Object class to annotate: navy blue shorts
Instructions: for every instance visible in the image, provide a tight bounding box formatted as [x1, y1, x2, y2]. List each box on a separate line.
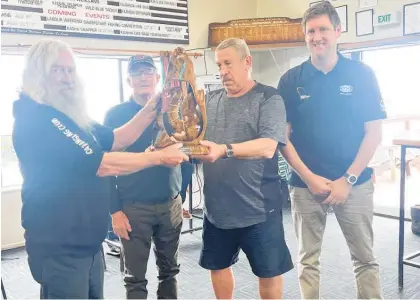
[199, 210, 294, 278]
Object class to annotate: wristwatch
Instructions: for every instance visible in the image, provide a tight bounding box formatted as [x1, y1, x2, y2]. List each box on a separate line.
[225, 144, 234, 158]
[344, 172, 358, 185]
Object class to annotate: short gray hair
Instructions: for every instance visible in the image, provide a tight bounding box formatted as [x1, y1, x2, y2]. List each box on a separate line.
[215, 38, 251, 60]
[302, 1, 341, 31]
[21, 39, 76, 103]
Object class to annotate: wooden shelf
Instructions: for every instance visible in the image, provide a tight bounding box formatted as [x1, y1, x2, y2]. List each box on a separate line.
[210, 41, 306, 51]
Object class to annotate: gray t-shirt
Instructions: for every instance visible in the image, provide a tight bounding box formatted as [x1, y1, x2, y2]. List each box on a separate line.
[203, 82, 287, 229]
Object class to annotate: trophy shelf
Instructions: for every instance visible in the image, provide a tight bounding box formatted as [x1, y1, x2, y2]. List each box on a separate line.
[208, 17, 306, 50]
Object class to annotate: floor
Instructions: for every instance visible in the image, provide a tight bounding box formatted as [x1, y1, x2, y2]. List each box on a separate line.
[2, 208, 420, 299]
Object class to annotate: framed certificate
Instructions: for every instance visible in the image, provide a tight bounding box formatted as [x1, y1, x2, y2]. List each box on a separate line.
[403, 2, 420, 36]
[356, 9, 374, 37]
[336, 5, 348, 33]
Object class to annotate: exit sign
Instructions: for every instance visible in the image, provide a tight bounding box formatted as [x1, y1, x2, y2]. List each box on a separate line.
[374, 11, 401, 26]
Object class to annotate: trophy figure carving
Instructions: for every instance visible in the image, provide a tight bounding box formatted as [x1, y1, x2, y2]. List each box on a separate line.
[152, 47, 209, 155]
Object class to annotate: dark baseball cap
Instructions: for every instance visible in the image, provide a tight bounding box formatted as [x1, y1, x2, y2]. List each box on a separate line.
[127, 55, 157, 74]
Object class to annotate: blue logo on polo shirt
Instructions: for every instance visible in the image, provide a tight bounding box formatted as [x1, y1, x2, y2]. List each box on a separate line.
[340, 85, 354, 96]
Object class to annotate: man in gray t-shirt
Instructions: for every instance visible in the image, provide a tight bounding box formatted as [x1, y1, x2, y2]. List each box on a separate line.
[192, 38, 293, 299]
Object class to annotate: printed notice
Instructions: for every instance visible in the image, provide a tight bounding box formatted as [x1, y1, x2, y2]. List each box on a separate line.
[1, 0, 189, 43]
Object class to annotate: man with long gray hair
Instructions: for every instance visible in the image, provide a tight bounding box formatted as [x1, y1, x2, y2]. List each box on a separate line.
[193, 37, 293, 299]
[278, 2, 385, 299]
[12, 39, 188, 299]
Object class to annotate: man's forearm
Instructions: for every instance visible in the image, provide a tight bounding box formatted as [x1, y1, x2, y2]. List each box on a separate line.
[346, 128, 382, 177]
[111, 110, 154, 151]
[231, 138, 278, 160]
[280, 141, 313, 183]
[97, 151, 161, 177]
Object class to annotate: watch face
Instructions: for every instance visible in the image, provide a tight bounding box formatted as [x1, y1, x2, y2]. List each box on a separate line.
[348, 175, 357, 184]
[227, 149, 233, 157]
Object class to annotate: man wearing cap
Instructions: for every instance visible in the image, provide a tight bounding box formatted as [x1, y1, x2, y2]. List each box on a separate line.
[104, 55, 183, 299]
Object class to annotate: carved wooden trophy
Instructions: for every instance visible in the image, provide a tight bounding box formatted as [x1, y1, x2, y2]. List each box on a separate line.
[152, 47, 209, 155]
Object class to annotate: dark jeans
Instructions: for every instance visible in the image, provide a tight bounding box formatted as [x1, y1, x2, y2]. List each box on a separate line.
[28, 251, 104, 299]
[121, 196, 183, 299]
[107, 214, 119, 241]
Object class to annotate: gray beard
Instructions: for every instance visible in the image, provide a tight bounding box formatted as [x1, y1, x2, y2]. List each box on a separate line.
[43, 86, 92, 131]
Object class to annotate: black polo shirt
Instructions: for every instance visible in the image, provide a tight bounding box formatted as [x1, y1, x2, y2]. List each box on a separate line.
[104, 98, 181, 213]
[277, 53, 386, 187]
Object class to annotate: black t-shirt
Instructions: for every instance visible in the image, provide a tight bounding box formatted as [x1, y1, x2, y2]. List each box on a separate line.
[12, 94, 114, 258]
[104, 98, 181, 214]
[277, 53, 387, 187]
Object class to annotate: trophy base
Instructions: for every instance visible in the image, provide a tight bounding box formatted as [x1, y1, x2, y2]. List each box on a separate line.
[180, 143, 209, 155]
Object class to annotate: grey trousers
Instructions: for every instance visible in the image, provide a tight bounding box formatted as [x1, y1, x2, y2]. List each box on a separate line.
[28, 251, 104, 299]
[121, 196, 183, 299]
[291, 180, 383, 299]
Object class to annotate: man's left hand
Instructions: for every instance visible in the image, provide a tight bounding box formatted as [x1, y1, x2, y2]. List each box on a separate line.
[322, 177, 352, 205]
[191, 140, 226, 163]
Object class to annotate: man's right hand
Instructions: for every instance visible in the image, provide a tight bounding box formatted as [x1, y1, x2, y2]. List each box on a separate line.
[111, 211, 132, 240]
[305, 174, 332, 196]
[158, 143, 189, 167]
[141, 93, 161, 119]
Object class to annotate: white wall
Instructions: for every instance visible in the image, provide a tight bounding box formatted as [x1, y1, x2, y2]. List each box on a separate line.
[1, 189, 25, 250]
[257, 0, 307, 18]
[253, 47, 309, 87]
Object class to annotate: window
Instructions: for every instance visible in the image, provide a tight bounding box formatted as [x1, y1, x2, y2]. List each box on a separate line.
[362, 45, 420, 117]
[1, 135, 23, 188]
[0, 54, 25, 136]
[76, 57, 121, 123]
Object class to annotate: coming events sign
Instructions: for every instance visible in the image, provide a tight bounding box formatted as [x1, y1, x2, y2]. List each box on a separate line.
[1, 0, 189, 44]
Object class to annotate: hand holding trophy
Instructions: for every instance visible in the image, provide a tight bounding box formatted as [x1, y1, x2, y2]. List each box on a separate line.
[151, 47, 209, 156]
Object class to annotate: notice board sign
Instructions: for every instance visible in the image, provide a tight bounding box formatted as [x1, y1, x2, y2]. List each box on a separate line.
[1, 0, 189, 44]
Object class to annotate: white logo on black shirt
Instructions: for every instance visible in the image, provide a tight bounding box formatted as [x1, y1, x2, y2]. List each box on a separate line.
[297, 87, 311, 100]
[51, 118, 93, 155]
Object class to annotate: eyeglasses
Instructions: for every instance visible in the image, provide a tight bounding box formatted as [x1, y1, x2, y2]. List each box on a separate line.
[129, 68, 157, 77]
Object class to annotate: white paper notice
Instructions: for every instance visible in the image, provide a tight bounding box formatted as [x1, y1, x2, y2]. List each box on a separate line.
[404, 3, 420, 35]
[359, 0, 378, 9]
[356, 10, 374, 36]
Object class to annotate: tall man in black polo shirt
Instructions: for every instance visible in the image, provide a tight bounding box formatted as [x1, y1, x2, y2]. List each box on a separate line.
[104, 55, 183, 299]
[278, 2, 385, 299]
[12, 40, 188, 299]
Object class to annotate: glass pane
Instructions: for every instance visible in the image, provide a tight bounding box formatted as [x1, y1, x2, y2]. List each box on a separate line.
[0, 54, 25, 136]
[120, 58, 163, 102]
[1, 135, 23, 188]
[76, 57, 121, 124]
[121, 60, 131, 101]
[362, 45, 420, 117]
